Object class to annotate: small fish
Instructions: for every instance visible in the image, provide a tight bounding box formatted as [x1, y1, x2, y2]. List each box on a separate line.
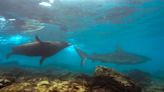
[75, 47, 150, 66]
[6, 36, 70, 65]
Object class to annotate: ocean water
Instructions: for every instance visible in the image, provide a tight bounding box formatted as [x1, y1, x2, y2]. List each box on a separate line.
[0, 0, 164, 91]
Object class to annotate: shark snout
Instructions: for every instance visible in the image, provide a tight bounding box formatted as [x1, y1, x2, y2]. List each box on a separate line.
[61, 41, 71, 47]
[139, 56, 151, 63]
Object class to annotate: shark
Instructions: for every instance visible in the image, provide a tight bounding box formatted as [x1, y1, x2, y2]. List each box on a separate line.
[75, 47, 151, 66]
[6, 36, 70, 65]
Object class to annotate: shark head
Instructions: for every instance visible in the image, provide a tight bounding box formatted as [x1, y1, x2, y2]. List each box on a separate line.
[136, 55, 151, 63]
[55, 41, 71, 50]
[40, 40, 71, 55]
[112, 48, 151, 64]
[60, 41, 71, 48]
[126, 54, 151, 64]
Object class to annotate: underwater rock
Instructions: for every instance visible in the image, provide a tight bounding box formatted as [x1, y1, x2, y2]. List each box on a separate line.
[144, 86, 164, 92]
[142, 77, 164, 92]
[0, 65, 143, 92]
[0, 82, 36, 92]
[126, 69, 152, 87]
[91, 66, 142, 92]
[57, 72, 77, 80]
[0, 78, 14, 89]
[47, 80, 87, 92]
[37, 80, 50, 87]
[74, 66, 142, 92]
[0, 79, 87, 92]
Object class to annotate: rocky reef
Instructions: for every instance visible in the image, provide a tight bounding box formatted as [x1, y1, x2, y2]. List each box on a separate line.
[0, 64, 143, 92]
[125, 69, 152, 87]
[0, 79, 87, 92]
[89, 66, 141, 92]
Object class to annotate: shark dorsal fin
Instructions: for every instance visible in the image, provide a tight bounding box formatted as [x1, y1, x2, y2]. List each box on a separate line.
[115, 47, 124, 53]
[35, 36, 42, 43]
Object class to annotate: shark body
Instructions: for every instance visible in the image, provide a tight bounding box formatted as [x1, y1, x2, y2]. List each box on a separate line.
[75, 47, 150, 66]
[6, 36, 70, 65]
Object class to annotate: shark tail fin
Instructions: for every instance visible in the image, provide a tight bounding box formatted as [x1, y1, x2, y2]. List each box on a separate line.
[75, 47, 88, 66]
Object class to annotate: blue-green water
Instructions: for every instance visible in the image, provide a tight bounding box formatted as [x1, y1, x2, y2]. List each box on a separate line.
[0, 0, 164, 78]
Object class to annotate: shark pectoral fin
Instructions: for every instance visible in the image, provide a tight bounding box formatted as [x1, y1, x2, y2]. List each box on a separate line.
[40, 57, 46, 65]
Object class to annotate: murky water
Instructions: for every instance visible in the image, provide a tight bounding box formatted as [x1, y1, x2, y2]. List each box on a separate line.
[0, 0, 163, 92]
